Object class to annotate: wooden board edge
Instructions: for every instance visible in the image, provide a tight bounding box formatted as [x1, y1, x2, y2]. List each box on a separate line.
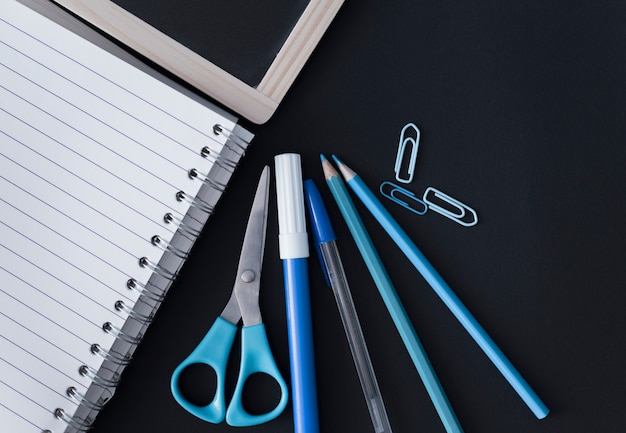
[51, 0, 279, 124]
[257, 0, 346, 101]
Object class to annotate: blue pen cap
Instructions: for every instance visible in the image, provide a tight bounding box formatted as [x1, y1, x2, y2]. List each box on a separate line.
[304, 179, 336, 246]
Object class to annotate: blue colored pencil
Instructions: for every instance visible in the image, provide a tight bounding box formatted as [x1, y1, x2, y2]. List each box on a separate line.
[332, 155, 549, 420]
[321, 155, 464, 433]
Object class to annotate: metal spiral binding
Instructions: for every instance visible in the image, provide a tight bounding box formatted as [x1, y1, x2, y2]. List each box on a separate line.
[127, 277, 166, 302]
[163, 212, 202, 237]
[176, 190, 215, 213]
[102, 321, 143, 345]
[54, 407, 91, 432]
[200, 145, 238, 171]
[67, 387, 103, 411]
[91, 342, 133, 366]
[79, 365, 119, 388]
[114, 299, 154, 324]
[139, 256, 177, 280]
[188, 167, 227, 192]
[151, 234, 189, 259]
[213, 124, 248, 155]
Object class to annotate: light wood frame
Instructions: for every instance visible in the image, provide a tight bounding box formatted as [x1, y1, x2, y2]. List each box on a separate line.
[52, 0, 345, 124]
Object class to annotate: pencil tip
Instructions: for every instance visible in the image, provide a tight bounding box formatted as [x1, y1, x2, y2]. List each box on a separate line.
[332, 155, 356, 180]
[321, 154, 338, 179]
[320, 154, 328, 163]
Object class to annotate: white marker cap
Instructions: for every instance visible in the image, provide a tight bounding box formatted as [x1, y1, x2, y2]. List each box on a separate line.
[274, 153, 309, 259]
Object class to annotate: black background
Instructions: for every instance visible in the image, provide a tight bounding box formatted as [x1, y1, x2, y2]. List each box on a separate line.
[89, 1, 626, 432]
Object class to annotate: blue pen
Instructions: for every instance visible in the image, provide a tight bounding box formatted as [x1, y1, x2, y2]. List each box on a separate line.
[304, 179, 394, 433]
[332, 155, 550, 420]
[274, 154, 319, 433]
[321, 156, 464, 433]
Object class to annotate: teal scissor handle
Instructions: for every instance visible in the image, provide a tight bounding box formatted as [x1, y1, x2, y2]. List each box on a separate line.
[170, 318, 288, 426]
[226, 323, 289, 426]
[171, 316, 236, 424]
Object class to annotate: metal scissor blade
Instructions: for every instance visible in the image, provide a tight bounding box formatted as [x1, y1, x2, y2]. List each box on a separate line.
[232, 166, 270, 326]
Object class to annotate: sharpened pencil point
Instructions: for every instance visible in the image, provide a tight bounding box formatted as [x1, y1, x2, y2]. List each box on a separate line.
[331, 155, 356, 181]
[321, 154, 339, 179]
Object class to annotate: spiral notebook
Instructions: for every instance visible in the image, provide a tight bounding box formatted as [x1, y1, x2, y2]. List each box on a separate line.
[0, 1, 253, 432]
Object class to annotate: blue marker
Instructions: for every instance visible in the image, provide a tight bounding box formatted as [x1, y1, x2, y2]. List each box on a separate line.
[332, 155, 549, 420]
[274, 154, 319, 433]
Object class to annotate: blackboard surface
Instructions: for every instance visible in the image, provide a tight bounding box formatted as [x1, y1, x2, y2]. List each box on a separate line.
[111, 0, 310, 87]
[69, 1, 624, 433]
[53, 0, 341, 123]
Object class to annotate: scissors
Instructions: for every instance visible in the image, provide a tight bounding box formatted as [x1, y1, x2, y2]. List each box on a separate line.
[171, 166, 288, 427]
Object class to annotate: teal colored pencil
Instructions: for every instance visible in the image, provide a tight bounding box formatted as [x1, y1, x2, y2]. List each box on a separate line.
[321, 155, 464, 433]
[332, 155, 549, 420]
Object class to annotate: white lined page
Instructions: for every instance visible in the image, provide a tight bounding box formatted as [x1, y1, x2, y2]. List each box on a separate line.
[0, 84, 192, 225]
[0, 354, 78, 414]
[0, 147, 159, 265]
[0, 399, 52, 433]
[0, 1, 242, 432]
[0, 150, 158, 288]
[0, 335, 89, 399]
[0, 39, 210, 179]
[0, 378, 75, 433]
[0, 213, 136, 311]
[0, 191, 148, 302]
[0, 312, 94, 390]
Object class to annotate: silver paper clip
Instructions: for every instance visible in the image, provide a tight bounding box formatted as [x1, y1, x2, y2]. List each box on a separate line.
[394, 123, 420, 184]
[380, 181, 428, 215]
[422, 186, 478, 227]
